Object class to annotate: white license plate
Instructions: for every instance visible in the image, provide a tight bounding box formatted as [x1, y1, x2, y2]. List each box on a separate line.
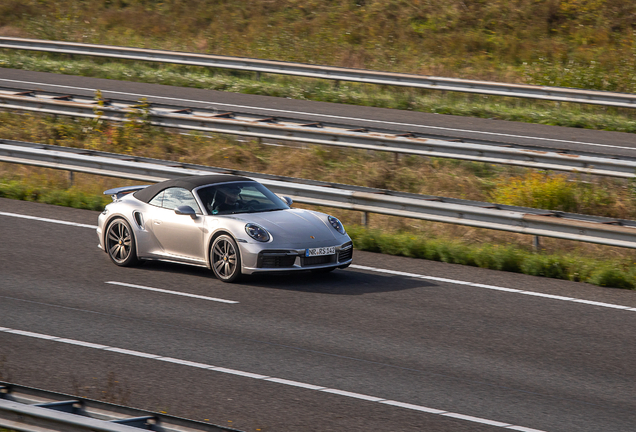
[305, 246, 336, 257]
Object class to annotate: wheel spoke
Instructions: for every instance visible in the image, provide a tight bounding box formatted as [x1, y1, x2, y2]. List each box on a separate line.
[213, 244, 224, 257]
[109, 244, 119, 256]
[108, 231, 119, 241]
[214, 259, 224, 272]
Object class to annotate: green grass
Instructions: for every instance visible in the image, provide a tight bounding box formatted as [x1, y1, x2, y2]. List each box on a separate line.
[0, 178, 110, 211]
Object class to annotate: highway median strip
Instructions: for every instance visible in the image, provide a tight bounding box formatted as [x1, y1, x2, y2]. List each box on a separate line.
[0, 326, 547, 432]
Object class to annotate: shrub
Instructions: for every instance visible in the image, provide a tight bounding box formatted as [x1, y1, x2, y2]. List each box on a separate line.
[589, 266, 635, 290]
[490, 172, 578, 211]
[473, 245, 524, 273]
[520, 254, 568, 280]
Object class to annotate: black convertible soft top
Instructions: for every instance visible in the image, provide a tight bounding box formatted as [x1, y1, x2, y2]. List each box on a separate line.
[133, 174, 252, 203]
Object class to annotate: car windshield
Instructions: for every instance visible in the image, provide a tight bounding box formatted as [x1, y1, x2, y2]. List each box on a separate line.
[196, 181, 290, 215]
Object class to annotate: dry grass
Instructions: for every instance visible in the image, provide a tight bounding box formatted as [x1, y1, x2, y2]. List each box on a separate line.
[3, 0, 636, 90]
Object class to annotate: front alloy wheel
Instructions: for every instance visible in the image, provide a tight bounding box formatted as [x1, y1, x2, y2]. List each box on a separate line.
[211, 235, 241, 282]
[106, 218, 138, 266]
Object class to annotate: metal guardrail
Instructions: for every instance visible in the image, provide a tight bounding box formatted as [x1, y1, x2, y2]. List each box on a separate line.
[0, 381, 240, 432]
[2, 139, 636, 249]
[2, 37, 636, 108]
[1, 90, 634, 178]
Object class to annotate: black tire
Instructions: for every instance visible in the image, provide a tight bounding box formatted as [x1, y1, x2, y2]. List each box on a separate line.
[105, 218, 139, 267]
[210, 235, 242, 282]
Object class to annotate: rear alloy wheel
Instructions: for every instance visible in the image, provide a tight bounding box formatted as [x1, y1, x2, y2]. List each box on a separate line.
[106, 218, 139, 267]
[211, 235, 242, 282]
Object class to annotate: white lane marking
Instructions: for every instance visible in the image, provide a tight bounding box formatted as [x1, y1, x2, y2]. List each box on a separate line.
[3, 209, 631, 312]
[380, 400, 446, 414]
[320, 388, 385, 402]
[442, 412, 512, 427]
[264, 377, 325, 390]
[0, 326, 549, 432]
[210, 367, 268, 379]
[55, 338, 109, 349]
[157, 357, 214, 369]
[104, 347, 161, 358]
[106, 281, 239, 304]
[0, 211, 96, 229]
[506, 427, 551, 432]
[1, 78, 632, 152]
[350, 264, 636, 312]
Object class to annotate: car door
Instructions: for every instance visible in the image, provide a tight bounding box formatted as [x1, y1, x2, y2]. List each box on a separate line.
[148, 187, 207, 261]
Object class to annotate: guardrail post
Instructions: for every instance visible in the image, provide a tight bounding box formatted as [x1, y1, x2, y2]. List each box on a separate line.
[361, 211, 369, 227]
[69, 171, 74, 188]
[533, 235, 541, 251]
[256, 72, 261, 81]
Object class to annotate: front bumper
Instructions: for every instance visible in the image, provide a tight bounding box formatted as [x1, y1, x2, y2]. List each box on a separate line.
[241, 241, 353, 274]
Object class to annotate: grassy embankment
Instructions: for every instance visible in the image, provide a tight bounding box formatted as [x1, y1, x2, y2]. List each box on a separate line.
[1, 110, 635, 289]
[3, 1, 636, 131]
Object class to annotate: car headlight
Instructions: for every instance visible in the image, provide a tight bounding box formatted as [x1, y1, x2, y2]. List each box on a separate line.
[245, 223, 270, 242]
[328, 216, 346, 235]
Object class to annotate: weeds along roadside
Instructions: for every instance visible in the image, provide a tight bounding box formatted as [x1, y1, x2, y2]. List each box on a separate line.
[1, 111, 635, 290]
[4, 50, 636, 134]
[4, 0, 636, 94]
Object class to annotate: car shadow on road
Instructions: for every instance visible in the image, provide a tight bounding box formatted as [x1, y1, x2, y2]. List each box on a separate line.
[240, 268, 436, 295]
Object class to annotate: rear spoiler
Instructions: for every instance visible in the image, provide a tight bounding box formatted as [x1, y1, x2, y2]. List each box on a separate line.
[103, 185, 149, 201]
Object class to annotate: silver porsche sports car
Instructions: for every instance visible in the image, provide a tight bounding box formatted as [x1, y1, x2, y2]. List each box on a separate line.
[97, 175, 353, 282]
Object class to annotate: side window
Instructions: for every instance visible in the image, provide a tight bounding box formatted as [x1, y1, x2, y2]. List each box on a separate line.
[148, 191, 164, 207]
[161, 187, 201, 213]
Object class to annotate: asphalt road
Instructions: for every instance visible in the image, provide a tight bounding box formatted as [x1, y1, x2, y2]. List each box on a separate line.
[3, 68, 636, 159]
[1, 197, 635, 432]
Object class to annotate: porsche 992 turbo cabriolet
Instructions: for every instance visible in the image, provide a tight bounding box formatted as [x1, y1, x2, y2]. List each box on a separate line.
[97, 175, 353, 282]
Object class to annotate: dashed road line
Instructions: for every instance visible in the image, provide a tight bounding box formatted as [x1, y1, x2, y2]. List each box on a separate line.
[106, 281, 239, 304]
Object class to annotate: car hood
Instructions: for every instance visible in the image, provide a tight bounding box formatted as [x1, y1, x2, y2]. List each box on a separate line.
[235, 209, 341, 244]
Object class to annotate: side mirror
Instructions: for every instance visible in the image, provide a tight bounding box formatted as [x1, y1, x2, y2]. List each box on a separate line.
[283, 196, 293, 207]
[175, 205, 197, 219]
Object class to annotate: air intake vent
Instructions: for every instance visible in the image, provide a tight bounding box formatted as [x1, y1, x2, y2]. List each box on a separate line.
[133, 211, 144, 228]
